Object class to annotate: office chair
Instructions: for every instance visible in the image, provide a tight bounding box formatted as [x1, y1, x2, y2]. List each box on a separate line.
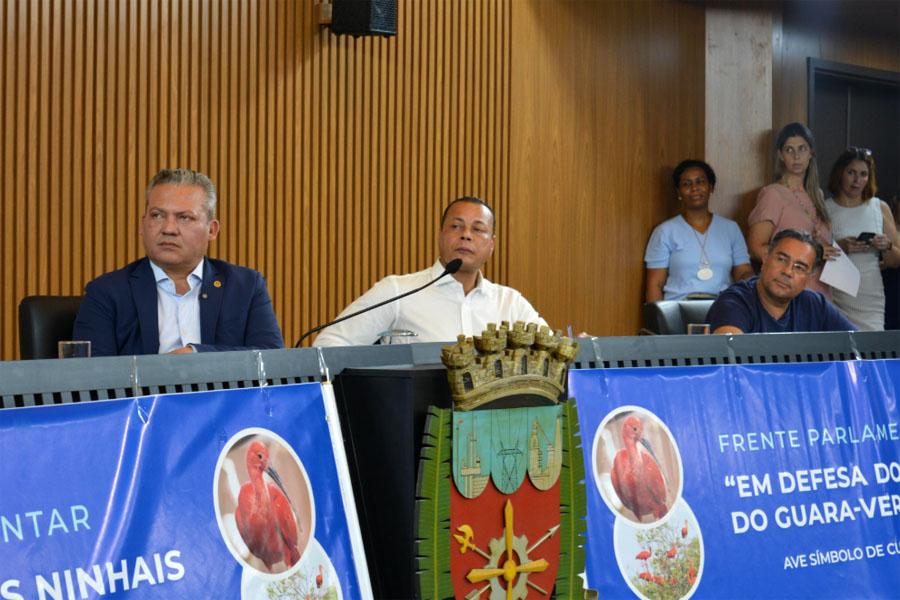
[18, 295, 84, 359]
[642, 299, 715, 335]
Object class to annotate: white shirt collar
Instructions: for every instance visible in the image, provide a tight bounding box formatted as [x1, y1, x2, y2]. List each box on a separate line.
[430, 259, 486, 293]
[149, 258, 205, 286]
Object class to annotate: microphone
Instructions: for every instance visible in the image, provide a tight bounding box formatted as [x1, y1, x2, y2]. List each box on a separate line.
[294, 258, 463, 347]
[444, 258, 464, 274]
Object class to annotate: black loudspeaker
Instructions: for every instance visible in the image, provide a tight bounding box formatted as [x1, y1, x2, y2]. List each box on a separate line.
[331, 0, 397, 37]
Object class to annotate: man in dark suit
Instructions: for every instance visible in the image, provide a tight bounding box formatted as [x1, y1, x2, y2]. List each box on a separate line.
[74, 168, 284, 356]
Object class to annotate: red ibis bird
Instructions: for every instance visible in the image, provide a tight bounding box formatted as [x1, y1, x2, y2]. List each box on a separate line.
[686, 557, 697, 585]
[636, 550, 651, 562]
[610, 415, 668, 520]
[316, 564, 324, 588]
[235, 441, 301, 571]
[666, 542, 676, 559]
[639, 572, 652, 581]
[682, 519, 688, 538]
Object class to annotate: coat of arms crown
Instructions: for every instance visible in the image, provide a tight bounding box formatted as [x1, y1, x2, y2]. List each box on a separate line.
[440, 321, 579, 411]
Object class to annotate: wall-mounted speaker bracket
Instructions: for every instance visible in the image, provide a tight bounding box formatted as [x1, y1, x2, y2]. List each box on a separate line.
[316, 2, 332, 26]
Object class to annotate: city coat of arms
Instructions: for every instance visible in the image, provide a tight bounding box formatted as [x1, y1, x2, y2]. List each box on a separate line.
[416, 322, 587, 600]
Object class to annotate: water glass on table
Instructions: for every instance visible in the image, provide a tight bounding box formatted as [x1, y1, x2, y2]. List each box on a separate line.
[58, 341, 91, 358]
[376, 330, 418, 344]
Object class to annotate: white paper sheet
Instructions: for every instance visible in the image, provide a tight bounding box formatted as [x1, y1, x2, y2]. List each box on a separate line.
[819, 244, 860, 297]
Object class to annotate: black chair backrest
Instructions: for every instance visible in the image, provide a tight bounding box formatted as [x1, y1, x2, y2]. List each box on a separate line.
[642, 299, 715, 335]
[18, 295, 84, 360]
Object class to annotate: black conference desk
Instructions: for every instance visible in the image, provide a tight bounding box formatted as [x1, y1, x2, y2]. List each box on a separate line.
[0, 331, 897, 599]
[333, 364, 452, 599]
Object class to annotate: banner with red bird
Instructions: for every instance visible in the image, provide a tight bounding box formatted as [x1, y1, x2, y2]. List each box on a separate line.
[0, 383, 370, 600]
[571, 359, 900, 600]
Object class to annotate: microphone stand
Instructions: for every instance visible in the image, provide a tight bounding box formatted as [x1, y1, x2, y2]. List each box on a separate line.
[294, 258, 463, 347]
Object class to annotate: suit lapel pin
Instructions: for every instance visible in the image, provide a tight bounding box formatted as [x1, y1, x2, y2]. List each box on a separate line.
[202, 293, 208, 299]
[214, 280, 222, 288]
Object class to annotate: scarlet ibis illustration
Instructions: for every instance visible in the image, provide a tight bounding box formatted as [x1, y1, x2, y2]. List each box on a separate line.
[235, 441, 301, 571]
[639, 572, 652, 581]
[666, 542, 676, 559]
[682, 519, 688, 538]
[636, 550, 651, 561]
[610, 415, 668, 520]
[316, 564, 324, 588]
[686, 557, 697, 585]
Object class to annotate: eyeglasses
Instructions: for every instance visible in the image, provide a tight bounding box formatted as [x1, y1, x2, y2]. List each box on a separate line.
[772, 253, 812, 276]
[848, 146, 872, 157]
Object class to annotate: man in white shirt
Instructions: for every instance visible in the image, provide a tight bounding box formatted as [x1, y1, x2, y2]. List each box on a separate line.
[312, 197, 547, 346]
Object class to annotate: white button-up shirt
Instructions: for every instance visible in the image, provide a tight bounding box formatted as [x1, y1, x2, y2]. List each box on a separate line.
[312, 260, 547, 346]
[149, 259, 204, 353]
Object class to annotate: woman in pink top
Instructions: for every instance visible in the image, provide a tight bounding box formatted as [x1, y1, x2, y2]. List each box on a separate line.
[747, 123, 840, 296]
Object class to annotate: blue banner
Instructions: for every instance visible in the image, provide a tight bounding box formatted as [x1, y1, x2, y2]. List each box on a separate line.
[570, 360, 900, 599]
[0, 384, 368, 600]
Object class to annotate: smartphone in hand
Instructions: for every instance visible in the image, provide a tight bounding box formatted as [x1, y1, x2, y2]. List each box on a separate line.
[856, 232, 876, 244]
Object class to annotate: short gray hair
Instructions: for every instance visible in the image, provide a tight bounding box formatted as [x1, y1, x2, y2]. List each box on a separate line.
[768, 228, 824, 271]
[145, 168, 217, 221]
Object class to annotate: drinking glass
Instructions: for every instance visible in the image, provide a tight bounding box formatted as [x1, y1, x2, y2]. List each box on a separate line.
[58, 340, 91, 358]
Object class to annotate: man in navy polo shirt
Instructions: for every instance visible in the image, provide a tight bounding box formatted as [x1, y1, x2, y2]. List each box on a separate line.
[708, 229, 856, 334]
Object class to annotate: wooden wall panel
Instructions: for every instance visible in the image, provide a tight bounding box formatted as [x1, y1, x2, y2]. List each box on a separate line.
[0, 0, 512, 359]
[705, 6, 772, 229]
[773, 2, 900, 134]
[508, 0, 707, 337]
[706, 1, 899, 250]
[8, 1, 891, 362]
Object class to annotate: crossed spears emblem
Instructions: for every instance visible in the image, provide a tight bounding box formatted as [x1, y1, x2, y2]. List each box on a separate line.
[453, 499, 560, 600]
